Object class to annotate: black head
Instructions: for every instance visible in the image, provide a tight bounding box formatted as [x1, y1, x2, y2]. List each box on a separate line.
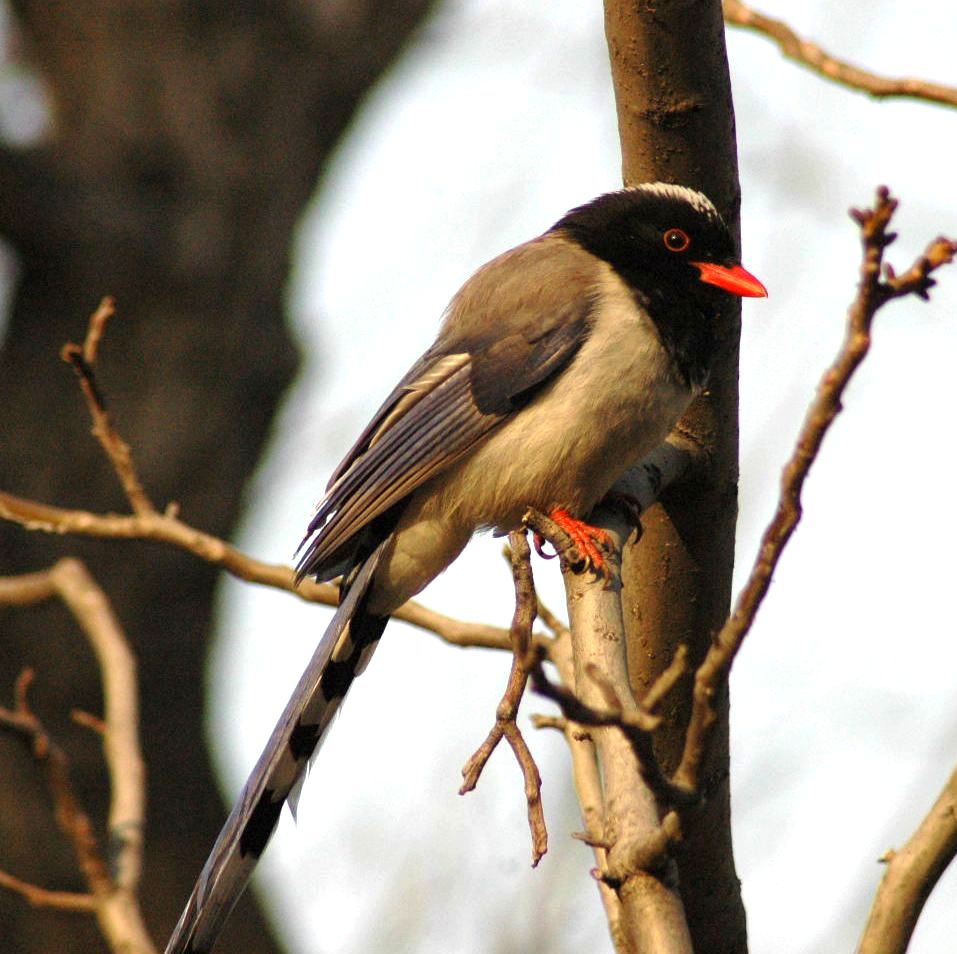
[552, 183, 766, 387]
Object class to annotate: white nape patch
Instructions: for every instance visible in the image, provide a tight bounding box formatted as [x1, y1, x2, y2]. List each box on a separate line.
[633, 182, 718, 219]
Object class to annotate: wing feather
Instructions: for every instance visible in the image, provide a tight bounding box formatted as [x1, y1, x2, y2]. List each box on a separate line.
[296, 236, 601, 581]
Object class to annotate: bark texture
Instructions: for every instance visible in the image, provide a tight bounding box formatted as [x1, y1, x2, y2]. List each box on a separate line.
[0, 3, 434, 951]
[604, 2, 749, 951]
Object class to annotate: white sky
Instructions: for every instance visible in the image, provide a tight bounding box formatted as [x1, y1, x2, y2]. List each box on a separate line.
[213, 2, 957, 951]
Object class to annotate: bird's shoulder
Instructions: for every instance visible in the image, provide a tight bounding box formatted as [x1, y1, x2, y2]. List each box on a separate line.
[437, 233, 604, 348]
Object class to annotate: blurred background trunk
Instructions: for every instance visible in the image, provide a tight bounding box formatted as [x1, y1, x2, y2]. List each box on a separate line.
[0, 3, 435, 950]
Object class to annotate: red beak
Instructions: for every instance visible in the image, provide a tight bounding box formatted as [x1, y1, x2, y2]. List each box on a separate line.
[692, 261, 767, 298]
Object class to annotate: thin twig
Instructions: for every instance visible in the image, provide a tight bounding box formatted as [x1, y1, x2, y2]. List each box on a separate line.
[641, 645, 689, 714]
[0, 670, 114, 899]
[61, 297, 156, 515]
[0, 870, 96, 912]
[460, 532, 548, 865]
[724, 0, 957, 108]
[675, 188, 956, 792]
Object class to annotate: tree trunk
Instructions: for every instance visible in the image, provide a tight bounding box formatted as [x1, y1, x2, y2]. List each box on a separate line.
[0, 3, 435, 951]
[604, 2, 749, 951]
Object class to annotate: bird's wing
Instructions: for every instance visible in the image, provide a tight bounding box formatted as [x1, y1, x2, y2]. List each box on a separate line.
[296, 238, 599, 579]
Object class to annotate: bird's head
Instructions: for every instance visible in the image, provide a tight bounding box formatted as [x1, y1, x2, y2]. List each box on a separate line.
[552, 182, 767, 304]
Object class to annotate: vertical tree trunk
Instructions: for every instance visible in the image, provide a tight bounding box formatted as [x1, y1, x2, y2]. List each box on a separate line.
[0, 3, 435, 951]
[604, 2, 749, 951]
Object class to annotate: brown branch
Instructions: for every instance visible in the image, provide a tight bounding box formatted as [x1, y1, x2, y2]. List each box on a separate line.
[857, 762, 957, 954]
[0, 670, 114, 898]
[49, 559, 146, 893]
[540, 624, 627, 952]
[0, 301, 525, 657]
[0, 490, 531, 654]
[553, 506, 693, 952]
[0, 869, 96, 912]
[674, 188, 956, 792]
[0, 564, 156, 952]
[459, 531, 548, 866]
[641, 645, 689, 714]
[61, 297, 156, 515]
[723, 0, 957, 108]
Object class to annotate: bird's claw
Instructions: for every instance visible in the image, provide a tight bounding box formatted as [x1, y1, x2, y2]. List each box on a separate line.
[533, 530, 558, 560]
[546, 507, 615, 577]
[603, 490, 644, 541]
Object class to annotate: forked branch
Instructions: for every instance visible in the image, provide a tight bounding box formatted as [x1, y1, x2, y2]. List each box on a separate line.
[0, 562, 155, 954]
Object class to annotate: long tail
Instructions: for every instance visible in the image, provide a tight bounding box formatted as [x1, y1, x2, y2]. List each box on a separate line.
[165, 540, 391, 954]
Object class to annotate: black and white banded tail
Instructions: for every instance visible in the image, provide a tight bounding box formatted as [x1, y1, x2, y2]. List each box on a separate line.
[165, 542, 390, 954]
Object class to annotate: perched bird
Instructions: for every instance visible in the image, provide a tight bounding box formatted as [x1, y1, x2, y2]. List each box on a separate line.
[166, 182, 766, 953]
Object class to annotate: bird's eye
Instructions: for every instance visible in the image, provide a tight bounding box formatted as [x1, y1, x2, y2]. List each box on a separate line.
[663, 228, 691, 252]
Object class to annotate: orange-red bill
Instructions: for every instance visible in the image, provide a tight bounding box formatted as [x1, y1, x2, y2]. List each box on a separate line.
[692, 261, 768, 298]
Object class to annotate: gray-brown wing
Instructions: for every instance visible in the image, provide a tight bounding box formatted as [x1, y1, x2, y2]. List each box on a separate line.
[296, 236, 601, 581]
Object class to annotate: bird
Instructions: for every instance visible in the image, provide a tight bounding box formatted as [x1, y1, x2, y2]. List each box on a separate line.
[165, 182, 766, 953]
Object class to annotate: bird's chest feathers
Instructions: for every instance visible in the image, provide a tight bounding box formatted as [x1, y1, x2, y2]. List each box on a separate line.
[446, 278, 694, 526]
[552, 293, 692, 456]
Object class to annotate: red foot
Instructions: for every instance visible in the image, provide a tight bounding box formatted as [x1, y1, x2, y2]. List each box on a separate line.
[548, 508, 614, 575]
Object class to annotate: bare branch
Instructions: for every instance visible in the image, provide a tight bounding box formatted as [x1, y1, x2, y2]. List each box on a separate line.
[0, 669, 114, 898]
[0, 565, 156, 953]
[61, 297, 156, 515]
[546, 506, 693, 953]
[47, 559, 145, 893]
[541, 624, 627, 952]
[531, 664, 693, 810]
[675, 188, 956, 792]
[0, 490, 530, 654]
[460, 532, 548, 866]
[641, 645, 689, 714]
[857, 763, 957, 954]
[0, 869, 96, 912]
[724, 0, 957, 108]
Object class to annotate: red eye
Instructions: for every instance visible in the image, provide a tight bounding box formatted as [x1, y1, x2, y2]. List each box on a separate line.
[663, 228, 691, 252]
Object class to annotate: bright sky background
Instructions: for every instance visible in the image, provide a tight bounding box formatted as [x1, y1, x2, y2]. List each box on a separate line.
[211, 1, 957, 951]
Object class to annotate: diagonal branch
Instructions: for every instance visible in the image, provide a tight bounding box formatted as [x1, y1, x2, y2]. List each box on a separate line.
[857, 761, 957, 954]
[674, 187, 955, 792]
[0, 669, 114, 900]
[723, 0, 957, 108]
[530, 659, 694, 810]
